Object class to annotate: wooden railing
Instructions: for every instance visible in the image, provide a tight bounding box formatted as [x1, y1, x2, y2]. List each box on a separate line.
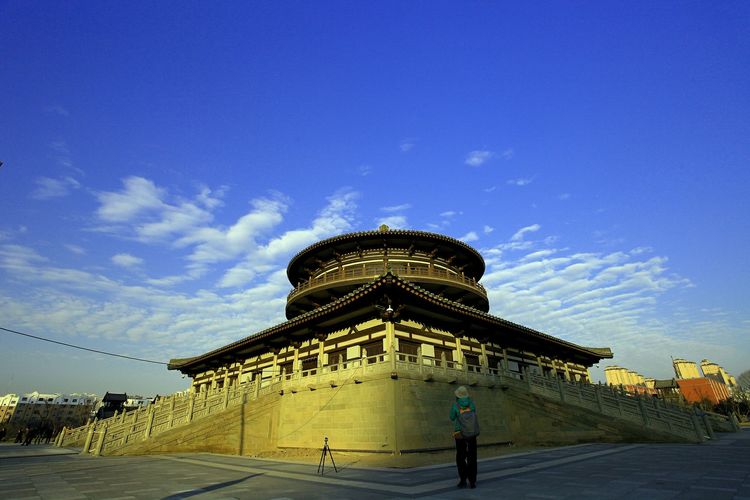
[288, 263, 487, 301]
[57, 350, 737, 456]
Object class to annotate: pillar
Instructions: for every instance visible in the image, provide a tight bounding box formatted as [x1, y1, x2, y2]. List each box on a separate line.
[454, 337, 463, 368]
[386, 321, 396, 372]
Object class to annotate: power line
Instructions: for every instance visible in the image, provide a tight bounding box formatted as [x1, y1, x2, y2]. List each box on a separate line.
[0, 326, 167, 365]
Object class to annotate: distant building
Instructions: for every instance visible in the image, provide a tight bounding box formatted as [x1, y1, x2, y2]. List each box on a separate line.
[607, 357, 736, 406]
[700, 359, 737, 391]
[0, 391, 97, 435]
[676, 377, 731, 406]
[652, 379, 683, 404]
[672, 358, 701, 379]
[604, 366, 655, 395]
[94, 393, 128, 419]
[125, 396, 152, 411]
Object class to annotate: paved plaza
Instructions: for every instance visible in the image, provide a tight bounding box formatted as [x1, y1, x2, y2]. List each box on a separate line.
[1, 430, 749, 499]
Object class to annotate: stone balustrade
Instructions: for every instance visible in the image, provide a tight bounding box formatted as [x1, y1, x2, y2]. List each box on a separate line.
[57, 350, 735, 456]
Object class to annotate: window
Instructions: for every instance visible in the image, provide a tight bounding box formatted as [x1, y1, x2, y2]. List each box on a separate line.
[64, 398, 69, 403]
[48, 398, 54, 402]
[301, 357, 318, 375]
[398, 340, 419, 356]
[464, 352, 480, 372]
[72, 399, 77, 403]
[327, 349, 346, 370]
[362, 340, 384, 357]
[278, 361, 293, 377]
[434, 346, 453, 366]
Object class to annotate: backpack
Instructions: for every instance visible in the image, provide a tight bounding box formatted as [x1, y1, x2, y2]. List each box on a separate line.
[456, 404, 480, 438]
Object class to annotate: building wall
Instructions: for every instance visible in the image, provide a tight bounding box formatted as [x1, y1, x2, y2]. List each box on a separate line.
[676, 378, 730, 405]
[673, 359, 701, 379]
[700, 360, 737, 389]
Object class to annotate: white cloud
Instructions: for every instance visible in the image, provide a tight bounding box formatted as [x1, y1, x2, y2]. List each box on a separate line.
[399, 138, 416, 152]
[465, 150, 495, 167]
[358, 165, 373, 176]
[511, 224, 541, 242]
[483, 225, 494, 234]
[507, 177, 533, 186]
[501, 148, 514, 160]
[111, 253, 143, 268]
[96, 177, 167, 223]
[381, 203, 412, 213]
[483, 186, 497, 193]
[64, 244, 86, 255]
[460, 231, 479, 242]
[558, 193, 571, 201]
[48, 140, 78, 170]
[31, 176, 80, 200]
[218, 189, 359, 288]
[473, 231, 745, 381]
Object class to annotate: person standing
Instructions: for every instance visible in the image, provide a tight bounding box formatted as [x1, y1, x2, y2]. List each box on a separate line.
[450, 386, 479, 488]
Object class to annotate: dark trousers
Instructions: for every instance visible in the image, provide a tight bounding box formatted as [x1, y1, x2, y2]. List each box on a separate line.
[455, 436, 477, 484]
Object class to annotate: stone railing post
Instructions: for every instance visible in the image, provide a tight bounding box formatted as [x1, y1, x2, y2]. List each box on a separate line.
[80, 420, 96, 455]
[362, 348, 369, 367]
[143, 407, 155, 440]
[417, 346, 423, 374]
[557, 377, 566, 402]
[441, 352, 447, 372]
[254, 378, 261, 400]
[638, 398, 649, 426]
[691, 413, 706, 442]
[700, 411, 715, 439]
[186, 393, 196, 423]
[594, 387, 604, 413]
[168, 398, 177, 428]
[93, 423, 108, 456]
[129, 410, 138, 434]
[120, 410, 127, 424]
[55, 426, 67, 447]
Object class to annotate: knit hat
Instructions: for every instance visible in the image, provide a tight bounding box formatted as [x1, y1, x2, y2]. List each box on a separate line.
[454, 386, 469, 398]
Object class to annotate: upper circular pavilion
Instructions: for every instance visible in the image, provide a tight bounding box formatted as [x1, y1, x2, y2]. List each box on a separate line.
[285, 225, 488, 319]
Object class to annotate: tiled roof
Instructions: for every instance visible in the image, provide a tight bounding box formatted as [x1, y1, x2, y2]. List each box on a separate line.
[168, 272, 612, 373]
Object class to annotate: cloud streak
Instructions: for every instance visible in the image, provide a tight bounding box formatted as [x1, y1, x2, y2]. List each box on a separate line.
[465, 150, 495, 167]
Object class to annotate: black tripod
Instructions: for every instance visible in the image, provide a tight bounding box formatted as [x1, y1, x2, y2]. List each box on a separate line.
[317, 436, 338, 474]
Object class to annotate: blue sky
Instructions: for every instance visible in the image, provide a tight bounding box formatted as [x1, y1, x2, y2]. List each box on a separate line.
[1, 2, 748, 396]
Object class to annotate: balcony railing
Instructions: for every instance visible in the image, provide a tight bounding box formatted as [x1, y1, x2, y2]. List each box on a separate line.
[288, 263, 486, 302]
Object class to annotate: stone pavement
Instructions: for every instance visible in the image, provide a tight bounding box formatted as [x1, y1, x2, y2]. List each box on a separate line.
[1, 430, 749, 499]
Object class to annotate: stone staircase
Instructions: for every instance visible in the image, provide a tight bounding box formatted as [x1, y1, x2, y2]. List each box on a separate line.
[57, 352, 740, 456]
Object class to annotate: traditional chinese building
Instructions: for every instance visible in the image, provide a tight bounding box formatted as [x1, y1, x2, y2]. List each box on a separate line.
[170, 227, 611, 389]
[164, 227, 620, 452]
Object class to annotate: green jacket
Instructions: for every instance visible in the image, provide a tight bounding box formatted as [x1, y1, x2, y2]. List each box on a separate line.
[450, 397, 476, 432]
